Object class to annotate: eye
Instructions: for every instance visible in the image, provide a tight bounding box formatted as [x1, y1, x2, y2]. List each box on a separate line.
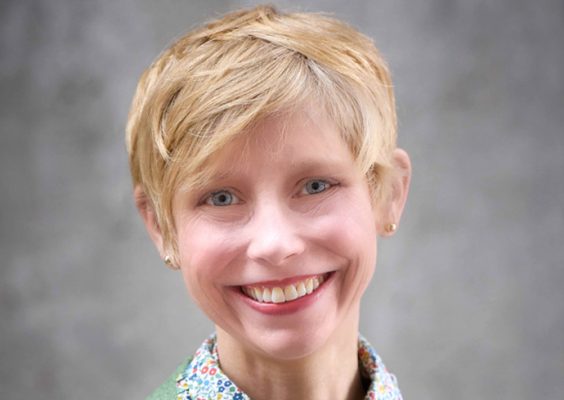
[205, 190, 239, 206]
[303, 179, 331, 195]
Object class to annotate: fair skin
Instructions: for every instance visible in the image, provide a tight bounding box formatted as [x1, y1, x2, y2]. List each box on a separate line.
[137, 106, 411, 400]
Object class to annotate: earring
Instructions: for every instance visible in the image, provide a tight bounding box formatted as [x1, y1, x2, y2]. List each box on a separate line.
[163, 255, 174, 267]
[385, 223, 397, 233]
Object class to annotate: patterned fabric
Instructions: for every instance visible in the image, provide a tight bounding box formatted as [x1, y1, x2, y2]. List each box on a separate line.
[175, 334, 402, 400]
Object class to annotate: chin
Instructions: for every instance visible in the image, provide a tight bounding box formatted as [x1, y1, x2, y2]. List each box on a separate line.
[249, 324, 334, 361]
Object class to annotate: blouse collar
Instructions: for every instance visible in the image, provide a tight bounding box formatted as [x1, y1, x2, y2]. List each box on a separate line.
[176, 334, 402, 400]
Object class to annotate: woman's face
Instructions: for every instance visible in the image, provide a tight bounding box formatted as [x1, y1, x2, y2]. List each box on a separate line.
[172, 107, 380, 360]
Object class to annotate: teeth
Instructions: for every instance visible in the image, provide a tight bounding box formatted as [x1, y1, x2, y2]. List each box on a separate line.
[262, 287, 271, 302]
[271, 287, 285, 303]
[254, 287, 263, 302]
[242, 274, 329, 304]
[284, 285, 298, 301]
[305, 279, 313, 294]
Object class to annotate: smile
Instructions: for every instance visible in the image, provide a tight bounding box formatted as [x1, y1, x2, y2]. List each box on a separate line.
[241, 273, 330, 304]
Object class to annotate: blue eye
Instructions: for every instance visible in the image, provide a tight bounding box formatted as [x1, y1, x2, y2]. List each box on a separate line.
[206, 190, 238, 206]
[304, 179, 330, 195]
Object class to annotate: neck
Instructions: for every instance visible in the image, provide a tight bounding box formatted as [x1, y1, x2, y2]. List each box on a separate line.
[216, 312, 365, 400]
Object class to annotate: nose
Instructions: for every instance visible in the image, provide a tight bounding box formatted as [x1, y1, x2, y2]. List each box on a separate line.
[246, 200, 305, 266]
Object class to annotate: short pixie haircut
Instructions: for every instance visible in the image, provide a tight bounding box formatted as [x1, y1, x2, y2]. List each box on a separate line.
[126, 5, 398, 257]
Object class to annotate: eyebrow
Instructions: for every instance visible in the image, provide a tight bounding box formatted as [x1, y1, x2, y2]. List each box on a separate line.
[190, 155, 352, 191]
[288, 157, 351, 172]
[206, 170, 237, 182]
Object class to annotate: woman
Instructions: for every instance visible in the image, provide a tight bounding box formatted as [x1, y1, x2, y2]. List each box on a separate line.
[126, 5, 410, 400]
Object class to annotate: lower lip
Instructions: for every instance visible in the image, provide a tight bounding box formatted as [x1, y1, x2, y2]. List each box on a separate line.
[234, 272, 335, 316]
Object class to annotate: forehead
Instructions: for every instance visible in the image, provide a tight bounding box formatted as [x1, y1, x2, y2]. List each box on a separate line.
[208, 108, 354, 175]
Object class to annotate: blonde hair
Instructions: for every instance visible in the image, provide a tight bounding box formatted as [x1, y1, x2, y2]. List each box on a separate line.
[126, 5, 398, 256]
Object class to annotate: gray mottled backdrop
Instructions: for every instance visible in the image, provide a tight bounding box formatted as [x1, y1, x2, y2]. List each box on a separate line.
[1, 0, 563, 399]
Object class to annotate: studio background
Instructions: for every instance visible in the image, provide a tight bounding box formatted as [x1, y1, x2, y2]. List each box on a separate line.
[1, 0, 563, 399]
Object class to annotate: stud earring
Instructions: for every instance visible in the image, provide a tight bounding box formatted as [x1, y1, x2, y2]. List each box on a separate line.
[385, 223, 397, 233]
[163, 255, 174, 267]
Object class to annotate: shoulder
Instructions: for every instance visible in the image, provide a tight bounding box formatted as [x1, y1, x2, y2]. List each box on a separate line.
[146, 358, 192, 400]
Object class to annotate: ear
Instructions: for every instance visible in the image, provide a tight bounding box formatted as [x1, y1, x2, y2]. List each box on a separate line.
[377, 148, 411, 236]
[134, 185, 166, 258]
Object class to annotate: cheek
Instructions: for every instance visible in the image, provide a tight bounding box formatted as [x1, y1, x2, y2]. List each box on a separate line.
[177, 226, 244, 322]
[316, 192, 377, 256]
[315, 196, 378, 293]
[176, 222, 238, 293]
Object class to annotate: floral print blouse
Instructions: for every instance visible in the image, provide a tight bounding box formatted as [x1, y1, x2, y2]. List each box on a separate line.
[151, 333, 402, 400]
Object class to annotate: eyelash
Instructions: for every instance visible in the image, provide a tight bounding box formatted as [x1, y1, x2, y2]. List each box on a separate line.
[300, 179, 334, 196]
[201, 179, 336, 207]
[204, 190, 240, 207]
